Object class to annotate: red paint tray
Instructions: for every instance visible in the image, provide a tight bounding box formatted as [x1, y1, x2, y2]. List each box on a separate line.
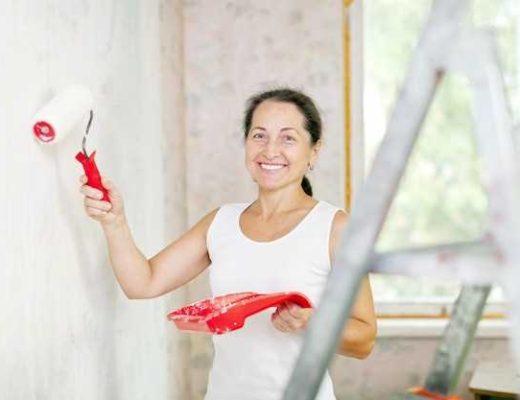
[167, 291, 312, 335]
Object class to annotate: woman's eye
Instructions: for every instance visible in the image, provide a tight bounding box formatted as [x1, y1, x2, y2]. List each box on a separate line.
[252, 132, 265, 139]
[283, 135, 296, 143]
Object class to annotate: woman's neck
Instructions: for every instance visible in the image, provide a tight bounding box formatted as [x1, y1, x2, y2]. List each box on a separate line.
[252, 185, 314, 219]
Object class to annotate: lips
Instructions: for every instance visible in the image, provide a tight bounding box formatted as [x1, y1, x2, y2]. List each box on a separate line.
[258, 162, 287, 171]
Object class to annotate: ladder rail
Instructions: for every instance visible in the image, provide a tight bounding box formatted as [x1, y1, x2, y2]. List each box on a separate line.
[424, 285, 491, 394]
[372, 241, 502, 284]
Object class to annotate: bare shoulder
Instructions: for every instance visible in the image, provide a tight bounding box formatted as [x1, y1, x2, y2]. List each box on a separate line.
[200, 207, 220, 225]
[191, 207, 220, 235]
[329, 209, 349, 261]
[332, 209, 349, 230]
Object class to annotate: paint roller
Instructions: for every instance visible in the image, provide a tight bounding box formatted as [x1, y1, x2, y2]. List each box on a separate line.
[33, 85, 110, 202]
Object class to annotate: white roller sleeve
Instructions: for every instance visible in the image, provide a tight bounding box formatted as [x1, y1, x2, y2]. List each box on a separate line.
[33, 85, 94, 144]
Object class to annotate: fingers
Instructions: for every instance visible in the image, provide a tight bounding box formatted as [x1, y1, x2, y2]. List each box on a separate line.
[84, 197, 112, 211]
[80, 183, 106, 201]
[79, 175, 126, 228]
[271, 307, 291, 332]
[79, 175, 118, 201]
[284, 303, 303, 318]
[272, 315, 292, 333]
[79, 175, 115, 218]
[85, 206, 109, 218]
[271, 303, 311, 333]
[84, 195, 112, 220]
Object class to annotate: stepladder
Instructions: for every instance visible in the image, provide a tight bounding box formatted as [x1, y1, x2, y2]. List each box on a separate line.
[283, 0, 520, 399]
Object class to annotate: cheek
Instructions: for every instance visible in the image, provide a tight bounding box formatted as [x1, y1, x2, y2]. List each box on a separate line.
[244, 143, 253, 161]
[246, 139, 265, 158]
[244, 142, 258, 167]
[287, 146, 312, 165]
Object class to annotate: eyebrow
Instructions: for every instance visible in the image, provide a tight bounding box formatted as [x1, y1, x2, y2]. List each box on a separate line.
[251, 126, 301, 135]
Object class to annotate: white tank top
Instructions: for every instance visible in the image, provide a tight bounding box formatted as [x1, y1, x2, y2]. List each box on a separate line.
[205, 201, 341, 400]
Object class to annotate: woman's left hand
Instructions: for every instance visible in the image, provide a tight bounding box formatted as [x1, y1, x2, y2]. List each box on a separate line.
[271, 302, 313, 333]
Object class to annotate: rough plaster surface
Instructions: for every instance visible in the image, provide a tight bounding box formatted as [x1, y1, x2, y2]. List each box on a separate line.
[0, 1, 184, 399]
[183, 0, 345, 224]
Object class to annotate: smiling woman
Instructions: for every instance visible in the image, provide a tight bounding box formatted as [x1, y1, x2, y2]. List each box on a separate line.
[79, 87, 376, 400]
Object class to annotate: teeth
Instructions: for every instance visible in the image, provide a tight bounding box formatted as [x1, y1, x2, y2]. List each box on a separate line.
[260, 163, 284, 170]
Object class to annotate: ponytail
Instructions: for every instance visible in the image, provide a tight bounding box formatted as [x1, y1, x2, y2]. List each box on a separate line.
[301, 176, 313, 196]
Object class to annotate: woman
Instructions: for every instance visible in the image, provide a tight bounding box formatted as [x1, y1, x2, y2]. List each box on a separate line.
[80, 88, 377, 400]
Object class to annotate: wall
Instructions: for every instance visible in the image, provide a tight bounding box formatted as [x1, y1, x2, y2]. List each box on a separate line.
[0, 1, 186, 399]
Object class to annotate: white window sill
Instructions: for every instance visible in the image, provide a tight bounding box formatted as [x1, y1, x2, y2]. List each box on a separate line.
[376, 318, 509, 338]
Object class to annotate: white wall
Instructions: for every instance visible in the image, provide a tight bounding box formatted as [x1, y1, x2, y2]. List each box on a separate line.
[0, 1, 185, 399]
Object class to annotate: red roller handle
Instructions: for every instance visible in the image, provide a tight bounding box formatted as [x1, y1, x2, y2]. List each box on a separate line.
[75, 151, 110, 202]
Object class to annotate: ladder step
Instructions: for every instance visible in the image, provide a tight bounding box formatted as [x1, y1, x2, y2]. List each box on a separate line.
[372, 241, 502, 283]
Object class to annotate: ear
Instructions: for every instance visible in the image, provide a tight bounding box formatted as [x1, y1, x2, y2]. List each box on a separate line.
[310, 139, 322, 165]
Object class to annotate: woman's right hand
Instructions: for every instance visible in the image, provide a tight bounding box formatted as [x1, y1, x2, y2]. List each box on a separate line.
[79, 175, 126, 230]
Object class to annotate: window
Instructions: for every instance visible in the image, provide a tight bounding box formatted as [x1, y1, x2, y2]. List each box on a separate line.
[359, 0, 519, 316]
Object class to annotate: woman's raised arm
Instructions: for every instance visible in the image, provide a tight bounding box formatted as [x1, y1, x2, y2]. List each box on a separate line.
[80, 174, 218, 299]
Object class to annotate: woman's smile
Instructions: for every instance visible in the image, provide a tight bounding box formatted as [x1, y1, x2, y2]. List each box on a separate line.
[258, 162, 288, 172]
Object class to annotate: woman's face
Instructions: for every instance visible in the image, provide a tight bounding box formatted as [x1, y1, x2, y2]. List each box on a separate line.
[245, 100, 320, 193]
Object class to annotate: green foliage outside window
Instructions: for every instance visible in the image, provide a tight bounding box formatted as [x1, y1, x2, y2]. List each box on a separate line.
[364, 0, 518, 300]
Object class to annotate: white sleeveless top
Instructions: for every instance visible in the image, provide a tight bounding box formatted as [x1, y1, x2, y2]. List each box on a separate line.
[204, 201, 341, 400]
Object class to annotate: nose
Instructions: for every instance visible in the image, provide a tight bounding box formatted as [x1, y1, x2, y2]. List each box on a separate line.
[263, 138, 281, 159]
